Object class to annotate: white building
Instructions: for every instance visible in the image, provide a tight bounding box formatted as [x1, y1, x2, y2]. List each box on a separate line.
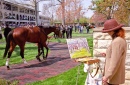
[0, 0, 50, 28]
[39, 15, 50, 25]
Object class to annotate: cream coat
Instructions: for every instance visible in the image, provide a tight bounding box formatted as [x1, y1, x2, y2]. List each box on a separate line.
[104, 37, 127, 84]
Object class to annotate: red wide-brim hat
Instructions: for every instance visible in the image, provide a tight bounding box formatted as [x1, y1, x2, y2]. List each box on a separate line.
[102, 19, 124, 33]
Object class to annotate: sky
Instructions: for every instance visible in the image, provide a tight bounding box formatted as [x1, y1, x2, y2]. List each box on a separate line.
[16, 0, 94, 18]
[81, 0, 94, 18]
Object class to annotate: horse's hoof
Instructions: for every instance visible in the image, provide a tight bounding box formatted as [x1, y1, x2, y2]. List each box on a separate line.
[38, 58, 42, 62]
[7, 66, 10, 70]
[24, 62, 30, 66]
[36, 58, 42, 62]
[7, 68, 10, 70]
[43, 58, 47, 61]
[43, 57, 47, 60]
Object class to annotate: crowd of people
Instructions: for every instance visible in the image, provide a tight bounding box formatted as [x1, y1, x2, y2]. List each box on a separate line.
[59, 25, 73, 39]
[74, 24, 94, 34]
[1, 23, 94, 41]
[54, 24, 94, 39]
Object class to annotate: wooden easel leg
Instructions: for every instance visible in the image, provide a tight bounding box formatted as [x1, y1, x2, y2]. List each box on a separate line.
[76, 63, 81, 85]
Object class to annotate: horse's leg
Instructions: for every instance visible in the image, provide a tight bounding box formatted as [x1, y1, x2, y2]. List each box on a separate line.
[36, 43, 42, 62]
[37, 43, 46, 60]
[6, 42, 16, 70]
[43, 43, 49, 60]
[19, 43, 28, 65]
[41, 46, 45, 59]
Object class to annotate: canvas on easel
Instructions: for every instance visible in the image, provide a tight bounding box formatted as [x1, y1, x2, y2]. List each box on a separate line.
[66, 38, 91, 59]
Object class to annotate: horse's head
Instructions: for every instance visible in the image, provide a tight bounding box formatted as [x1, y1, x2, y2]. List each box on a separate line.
[39, 25, 62, 38]
[53, 26, 62, 38]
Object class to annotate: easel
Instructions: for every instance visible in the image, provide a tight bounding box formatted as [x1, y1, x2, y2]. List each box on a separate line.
[75, 57, 101, 85]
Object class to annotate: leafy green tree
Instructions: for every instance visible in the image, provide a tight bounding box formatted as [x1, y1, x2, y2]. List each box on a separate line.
[91, 0, 130, 25]
[79, 17, 89, 24]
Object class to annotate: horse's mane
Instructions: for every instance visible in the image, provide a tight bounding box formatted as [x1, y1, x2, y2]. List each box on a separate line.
[38, 25, 56, 29]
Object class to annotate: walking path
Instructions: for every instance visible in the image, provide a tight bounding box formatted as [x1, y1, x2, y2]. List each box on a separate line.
[0, 42, 79, 85]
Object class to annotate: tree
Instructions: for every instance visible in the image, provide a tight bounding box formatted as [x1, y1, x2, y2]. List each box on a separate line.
[57, 0, 65, 25]
[91, 0, 130, 25]
[79, 17, 89, 24]
[90, 11, 107, 27]
[42, 1, 57, 25]
[56, 0, 85, 25]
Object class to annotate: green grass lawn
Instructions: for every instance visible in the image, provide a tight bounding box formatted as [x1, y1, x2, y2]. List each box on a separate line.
[0, 29, 93, 85]
[0, 43, 39, 66]
[27, 64, 86, 85]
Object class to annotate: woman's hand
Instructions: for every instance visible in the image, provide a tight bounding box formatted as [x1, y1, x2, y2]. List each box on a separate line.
[102, 76, 108, 85]
[100, 53, 106, 57]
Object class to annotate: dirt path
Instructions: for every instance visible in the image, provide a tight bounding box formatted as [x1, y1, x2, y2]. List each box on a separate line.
[0, 42, 79, 85]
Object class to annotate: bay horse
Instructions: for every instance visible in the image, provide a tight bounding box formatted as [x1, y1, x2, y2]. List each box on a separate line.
[3, 26, 61, 70]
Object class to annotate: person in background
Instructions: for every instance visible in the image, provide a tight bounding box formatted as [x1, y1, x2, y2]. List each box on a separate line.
[69, 25, 73, 38]
[0, 25, 2, 39]
[74, 25, 77, 32]
[4, 24, 12, 42]
[80, 25, 84, 33]
[65, 25, 70, 38]
[60, 25, 66, 38]
[102, 19, 127, 85]
[0, 25, 1, 31]
[86, 24, 91, 33]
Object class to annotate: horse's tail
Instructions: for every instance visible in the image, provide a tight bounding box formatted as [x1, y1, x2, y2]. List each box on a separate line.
[3, 31, 14, 58]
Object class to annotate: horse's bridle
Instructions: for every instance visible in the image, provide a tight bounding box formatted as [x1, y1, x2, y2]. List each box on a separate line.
[40, 28, 47, 37]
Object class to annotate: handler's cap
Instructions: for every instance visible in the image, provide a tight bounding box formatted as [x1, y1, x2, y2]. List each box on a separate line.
[102, 19, 124, 33]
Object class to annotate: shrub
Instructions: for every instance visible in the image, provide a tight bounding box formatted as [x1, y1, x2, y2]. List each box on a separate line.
[0, 78, 19, 85]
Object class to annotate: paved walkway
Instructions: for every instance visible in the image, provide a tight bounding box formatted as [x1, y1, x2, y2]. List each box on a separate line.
[0, 42, 79, 85]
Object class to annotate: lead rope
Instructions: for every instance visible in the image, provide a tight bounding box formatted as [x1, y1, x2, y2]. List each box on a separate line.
[46, 33, 55, 46]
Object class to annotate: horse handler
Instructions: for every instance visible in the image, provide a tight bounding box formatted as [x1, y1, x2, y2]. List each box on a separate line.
[4, 24, 12, 42]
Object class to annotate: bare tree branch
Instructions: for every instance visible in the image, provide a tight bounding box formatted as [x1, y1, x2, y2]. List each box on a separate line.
[57, 0, 62, 3]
